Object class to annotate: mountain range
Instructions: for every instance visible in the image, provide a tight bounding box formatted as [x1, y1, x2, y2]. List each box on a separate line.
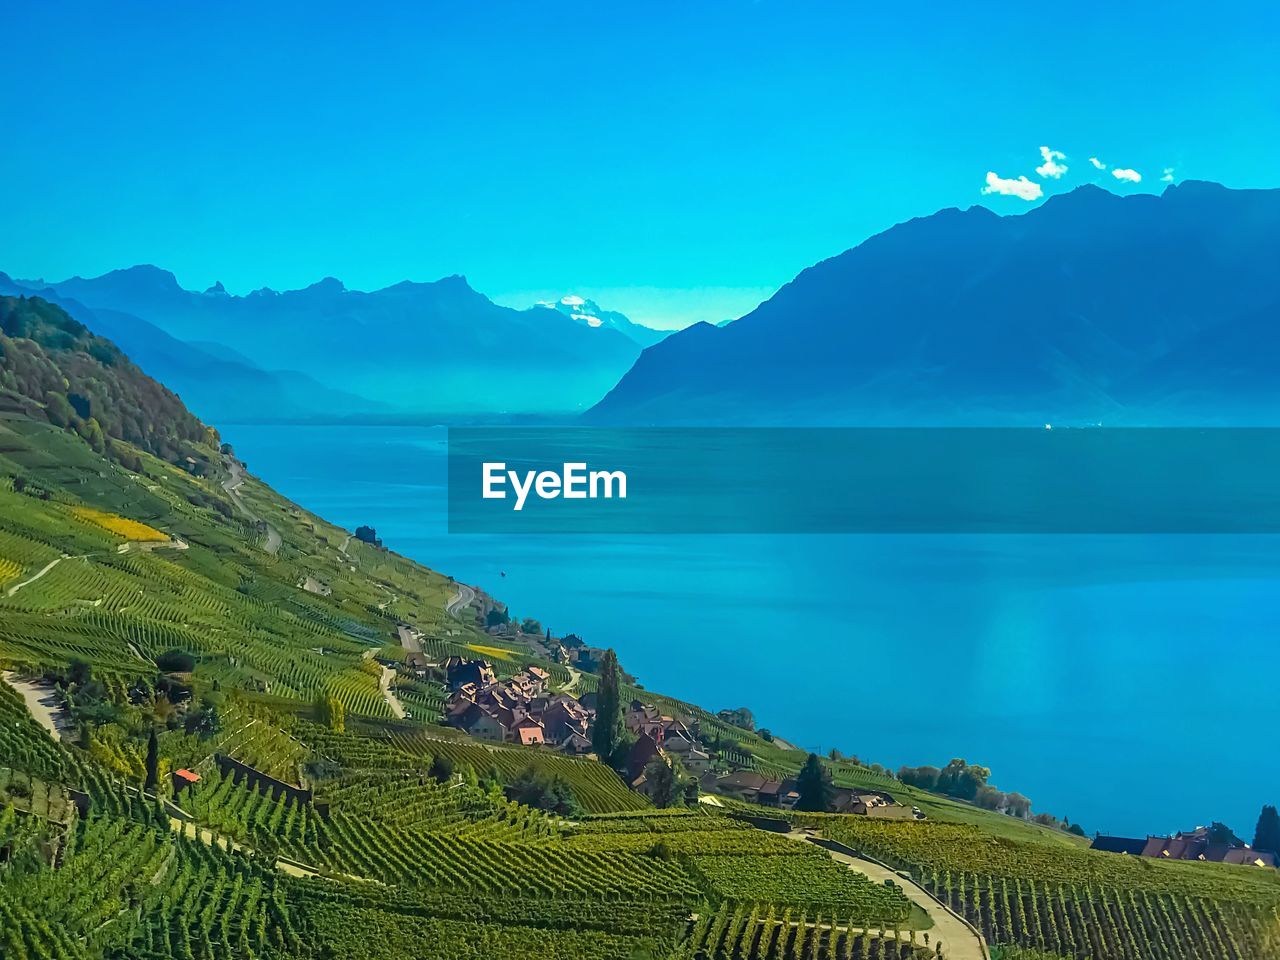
[537, 294, 670, 347]
[0, 269, 645, 420]
[8, 181, 1279, 426]
[589, 181, 1280, 425]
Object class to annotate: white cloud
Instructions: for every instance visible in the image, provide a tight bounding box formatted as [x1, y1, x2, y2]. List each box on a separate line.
[1035, 146, 1069, 179]
[1111, 168, 1142, 183]
[1089, 156, 1106, 170]
[981, 171, 1043, 201]
[1161, 167, 1175, 182]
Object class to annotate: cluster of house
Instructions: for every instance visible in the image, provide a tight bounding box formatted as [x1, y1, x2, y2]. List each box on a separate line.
[1092, 827, 1277, 868]
[624, 699, 713, 773]
[442, 657, 594, 753]
[709, 770, 924, 819]
[611, 699, 717, 798]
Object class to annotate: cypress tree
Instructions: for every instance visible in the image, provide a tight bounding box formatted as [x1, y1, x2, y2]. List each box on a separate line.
[144, 727, 159, 791]
[592, 648, 623, 759]
[1254, 804, 1280, 853]
[795, 752, 833, 812]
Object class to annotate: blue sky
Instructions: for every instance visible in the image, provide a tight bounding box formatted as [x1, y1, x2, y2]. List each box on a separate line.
[3, 1, 1277, 328]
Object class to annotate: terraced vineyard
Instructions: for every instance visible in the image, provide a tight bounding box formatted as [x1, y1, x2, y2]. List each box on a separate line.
[379, 727, 651, 813]
[805, 817, 1280, 960]
[690, 851, 914, 923]
[672, 902, 933, 960]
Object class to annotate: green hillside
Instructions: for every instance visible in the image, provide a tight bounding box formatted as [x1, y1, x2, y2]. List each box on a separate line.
[1, 293, 1278, 959]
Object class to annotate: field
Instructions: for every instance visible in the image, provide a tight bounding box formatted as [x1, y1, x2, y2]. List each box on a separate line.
[71, 505, 168, 541]
[798, 816, 1280, 960]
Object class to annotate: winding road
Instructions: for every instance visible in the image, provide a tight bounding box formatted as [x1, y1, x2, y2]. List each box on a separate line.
[222, 456, 281, 555]
[784, 829, 988, 960]
[445, 582, 475, 618]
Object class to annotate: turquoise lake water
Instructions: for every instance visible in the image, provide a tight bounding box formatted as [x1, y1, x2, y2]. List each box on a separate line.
[228, 423, 1279, 838]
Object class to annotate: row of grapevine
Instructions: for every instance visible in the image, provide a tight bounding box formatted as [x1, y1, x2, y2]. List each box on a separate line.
[807, 817, 1280, 960]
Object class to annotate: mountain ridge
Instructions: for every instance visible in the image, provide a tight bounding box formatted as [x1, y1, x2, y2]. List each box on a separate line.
[588, 181, 1280, 425]
[7, 268, 643, 417]
[0, 273, 382, 424]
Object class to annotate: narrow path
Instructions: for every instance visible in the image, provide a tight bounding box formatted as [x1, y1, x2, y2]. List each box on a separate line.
[397, 623, 423, 655]
[562, 665, 583, 695]
[118, 538, 189, 555]
[378, 664, 406, 719]
[222, 456, 281, 555]
[784, 829, 988, 960]
[6, 554, 75, 597]
[445, 582, 475, 618]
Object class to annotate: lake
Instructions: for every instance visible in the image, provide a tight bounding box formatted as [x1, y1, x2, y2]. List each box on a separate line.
[227, 422, 1279, 838]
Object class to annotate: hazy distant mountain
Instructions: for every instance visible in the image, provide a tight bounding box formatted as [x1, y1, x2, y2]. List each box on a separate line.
[537, 294, 669, 347]
[12, 270, 642, 416]
[0, 273, 377, 423]
[589, 181, 1280, 425]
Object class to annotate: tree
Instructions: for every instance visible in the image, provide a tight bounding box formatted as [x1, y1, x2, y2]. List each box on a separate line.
[683, 774, 700, 806]
[644, 756, 677, 808]
[1004, 793, 1032, 819]
[898, 765, 942, 791]
[44, 390, 74, 428]
[795, 753, 833, 812]
[429, 755, 454, 783]
[592, 648, 623, 759]
[184, 700, 220, 736]
[975, 785, 1007, 811]
[144, 727, 159, 791]
[155, 649, 196, 673]
[936, 758, 990, 801]
[325, 696, 345, 733]
[1254, 805, 1280, 853]
[505, 766, 580, 817]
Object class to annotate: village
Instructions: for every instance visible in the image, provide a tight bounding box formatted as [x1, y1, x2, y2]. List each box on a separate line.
[434, 650, 926, 818]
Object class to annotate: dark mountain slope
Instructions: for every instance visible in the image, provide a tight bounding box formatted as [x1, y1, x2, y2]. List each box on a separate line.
[0, 273, 380, 423]
[0, 295, 207, 464]
[589, 181, 1280, 425]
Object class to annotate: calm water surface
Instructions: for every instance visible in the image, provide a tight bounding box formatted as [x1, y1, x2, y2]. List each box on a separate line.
[227, 423, 1280, 837]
